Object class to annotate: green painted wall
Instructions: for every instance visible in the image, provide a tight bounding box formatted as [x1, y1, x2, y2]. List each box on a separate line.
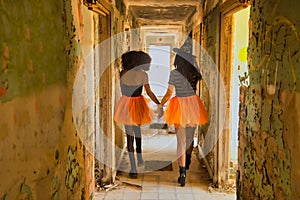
[202, 0, 300, 199]
[238, 0, 300, 199]
[0, 0, 87, 199]
[0, 1, 67, 102]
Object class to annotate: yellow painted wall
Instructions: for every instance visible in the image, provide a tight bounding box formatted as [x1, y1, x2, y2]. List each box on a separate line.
[0, 0, 93, 199]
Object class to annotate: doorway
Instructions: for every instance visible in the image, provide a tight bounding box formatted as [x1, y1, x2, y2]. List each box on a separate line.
[219, 3, 250, 186]
[82, 1, 113, 190]
[148, 44, 171, 98]
[230, 7, 250, 164]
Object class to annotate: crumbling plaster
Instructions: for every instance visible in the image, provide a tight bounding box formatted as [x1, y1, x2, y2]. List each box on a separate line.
[112, 0, 131, 157]
[201, 0, 300, 199]
[200, 4, 220, 176]
[240, 0, 300, 199]
[0, 0, 89, 199]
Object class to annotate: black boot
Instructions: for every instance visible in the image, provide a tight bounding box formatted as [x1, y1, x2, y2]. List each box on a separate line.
[137, 153, 144, 166]
[177, 166, 186, 187]
[186, 154, 191, 170]
[128, 152, 137, 179]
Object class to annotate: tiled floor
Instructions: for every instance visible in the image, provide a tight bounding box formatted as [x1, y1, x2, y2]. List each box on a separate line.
[94, 126, 236, 200]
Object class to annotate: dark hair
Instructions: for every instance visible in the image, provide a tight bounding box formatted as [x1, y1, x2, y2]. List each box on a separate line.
[121, 51, 138, 70]
[136, 51, 151, 70]
[121, 51, 151, 71]
[174, 54, 201, 83]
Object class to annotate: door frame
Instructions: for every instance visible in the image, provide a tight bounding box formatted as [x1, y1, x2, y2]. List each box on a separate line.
[83, 0, 114, 190]
[218, 0, 250, 186]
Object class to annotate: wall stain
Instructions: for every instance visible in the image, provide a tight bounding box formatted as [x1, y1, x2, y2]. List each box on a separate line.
[65, 146, 81, 192]
[20, 182, 33, 200]
[2, 194, 8, 200]
[52, 176, 59, 200]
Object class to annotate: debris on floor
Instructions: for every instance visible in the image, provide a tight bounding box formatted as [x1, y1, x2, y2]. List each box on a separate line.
[120, 181, 142, 189]
[100, 178, 143, 193]
[104, 184, 120, 192]
[208, 180, 236, 194]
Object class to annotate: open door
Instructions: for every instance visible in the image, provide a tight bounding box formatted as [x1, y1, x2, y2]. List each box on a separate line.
[219, 1, 250, 187]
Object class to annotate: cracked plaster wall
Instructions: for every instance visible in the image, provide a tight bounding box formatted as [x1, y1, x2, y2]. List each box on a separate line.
[237, 0, 300, 199]
[0, 0, 89, 199]
[112, 0, 127, 158]
[201, 0, 300, 199]
[200, 4, 220, 176]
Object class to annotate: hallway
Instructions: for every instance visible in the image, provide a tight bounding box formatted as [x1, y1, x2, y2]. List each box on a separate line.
[1, 0, 300, 199]
[94, 127, 236, 200]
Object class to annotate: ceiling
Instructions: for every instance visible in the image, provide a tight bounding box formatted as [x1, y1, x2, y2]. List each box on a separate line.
[125, 0, 200, 26]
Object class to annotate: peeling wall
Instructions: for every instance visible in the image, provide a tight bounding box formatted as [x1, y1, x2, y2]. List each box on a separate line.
[237, 0, 300, 199]
[202, 0, 219, 21]
[201, 4, 220, 179]
[201, 0, 300, 198]
[0, 0, 88, 199]
[71, 2, 95, 198]
[112, 0, 126, 156]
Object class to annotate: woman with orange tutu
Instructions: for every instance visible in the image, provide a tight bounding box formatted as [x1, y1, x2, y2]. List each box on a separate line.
[114, 50, 160, 178]
[158, 47, 208, 186]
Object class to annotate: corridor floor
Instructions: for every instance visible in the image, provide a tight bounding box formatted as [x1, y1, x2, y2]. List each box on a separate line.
[94, 126, 236, 200]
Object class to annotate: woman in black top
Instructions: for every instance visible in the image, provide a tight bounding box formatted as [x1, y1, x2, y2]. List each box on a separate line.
[114, 51, 160, 178]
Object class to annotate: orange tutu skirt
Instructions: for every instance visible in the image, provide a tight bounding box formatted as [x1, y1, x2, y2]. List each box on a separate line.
[165, 95, 208, 127]
[114, 95, 154, 125]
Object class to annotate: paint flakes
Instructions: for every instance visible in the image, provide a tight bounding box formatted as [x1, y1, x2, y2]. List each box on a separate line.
[24, 24, 31, 41]
[65, 146, 80, 192]
[1, 43, 10, 74]
[20, 183, 33, 200]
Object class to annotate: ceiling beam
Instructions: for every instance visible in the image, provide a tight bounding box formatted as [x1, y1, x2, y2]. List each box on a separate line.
[124, 0, 200, 7]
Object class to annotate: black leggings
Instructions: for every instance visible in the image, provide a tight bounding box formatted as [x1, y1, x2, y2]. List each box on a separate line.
[125, 125, 142, 153]
[186, 126, 196, 155]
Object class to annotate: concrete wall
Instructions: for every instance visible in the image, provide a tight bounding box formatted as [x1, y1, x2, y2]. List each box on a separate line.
[0, 0, 89, 199]
[237, 0, 300, 199]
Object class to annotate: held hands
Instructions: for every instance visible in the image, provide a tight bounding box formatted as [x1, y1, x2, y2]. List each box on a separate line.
[157, 104, 164, 119]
